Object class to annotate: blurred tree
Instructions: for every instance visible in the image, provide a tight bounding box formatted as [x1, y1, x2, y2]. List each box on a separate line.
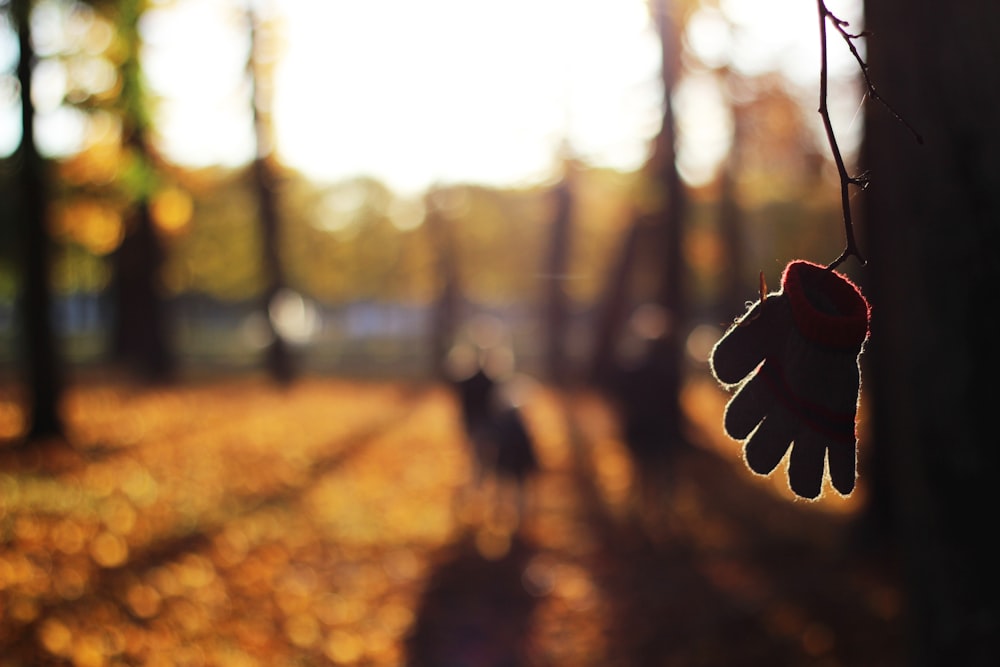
[0, 164, 16, 308]
[424, 188, 462, 379]
[634, 0, 688, 445]
[587, 0, 691, 485]
[588, 211, 642, 386]
[861, 1, 1000, 663]
[105, 0, 176, 382]
[247, 1, 293, 383]
[13, 0, 191, 379]
[541, 160, 575, 386]
[11, 0, 65, 439]
[715, 70, 748, 321]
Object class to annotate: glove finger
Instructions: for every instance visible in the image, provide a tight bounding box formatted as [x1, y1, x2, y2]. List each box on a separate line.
[724, 371, 774, 440]
[826, 437, 857, 496]
[788, 431, 827, 500]
[709, 294, 790, 385]
[743, 405, 798, 476]
[709, 301, 767, 384]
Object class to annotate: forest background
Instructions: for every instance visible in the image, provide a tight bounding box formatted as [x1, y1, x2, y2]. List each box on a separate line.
[0, 0, 856, 379]
[1, 1, 997, 666]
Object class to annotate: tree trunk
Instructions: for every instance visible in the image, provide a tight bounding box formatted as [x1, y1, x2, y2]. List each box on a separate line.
[111, 0, 175, 384]
[588, 213, 642, 386]
[542, 173, 574, 386]
[248, 6, 294, 384]
[251, 156, 294, 384]
[644, 0, 687, 442]
[424, 191, 462, 380]
[14, 0, 64, 440]
[590, 0, 688, 460]
[862, 2, 1000, 663]
[111, 197, 173, 382]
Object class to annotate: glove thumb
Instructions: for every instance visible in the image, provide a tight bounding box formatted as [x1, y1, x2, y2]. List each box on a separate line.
[711, 295, 789, 386]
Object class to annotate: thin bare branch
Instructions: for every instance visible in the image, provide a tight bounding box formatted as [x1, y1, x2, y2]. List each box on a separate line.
[817, 1, 923, 271]
[818, 0, 865, 269]
[827, 9, 924, 144]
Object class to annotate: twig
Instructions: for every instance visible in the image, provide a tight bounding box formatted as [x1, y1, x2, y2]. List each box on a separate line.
[818, 0, 864, 270]
[817, 1, 922, 271]
[827, 11, 924, 145]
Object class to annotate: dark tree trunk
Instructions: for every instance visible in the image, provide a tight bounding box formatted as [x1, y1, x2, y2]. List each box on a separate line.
[13, 0, 64, 440]
[111, 0, 175, 384]
[425, 192, 462, 380]
[111, 197, 173, 383]
[588, 213, 642, 386]
[251, 156, 294, 384]
[248, 8, 294, 384]
[588, 0, 688, 463]
[862, 1, 1000, 664]
[542, 174, 574, 386]
[644, 0, 687, 442]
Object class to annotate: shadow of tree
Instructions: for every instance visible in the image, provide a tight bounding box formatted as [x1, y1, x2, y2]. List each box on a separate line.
[564, 393, 905, 667]
[405, 531, 539, 667]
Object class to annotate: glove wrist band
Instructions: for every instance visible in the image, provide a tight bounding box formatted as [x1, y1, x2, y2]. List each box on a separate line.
[781, 260, 869, 350]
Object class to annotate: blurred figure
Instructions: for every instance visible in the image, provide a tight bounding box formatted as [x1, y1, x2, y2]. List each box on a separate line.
[452, 350, 496, 484]
[607, 304, 680, 515]
[446, 317, 539, 531]
[486, 393, 538, 521]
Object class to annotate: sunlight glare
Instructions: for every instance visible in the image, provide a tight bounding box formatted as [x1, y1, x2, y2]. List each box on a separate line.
[269, 0, 662, 193]
[685, 6, 731, 70]
[140, 0, 255, 168]
[387, 197, 426, 232]
[674, 72, 733, 186]
[0, 0, 862, 191]
[269, 288, 320, 345]
[717, 0, 862, 83]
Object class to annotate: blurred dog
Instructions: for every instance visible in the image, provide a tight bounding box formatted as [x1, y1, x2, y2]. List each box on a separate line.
[448, 343, 538, 529]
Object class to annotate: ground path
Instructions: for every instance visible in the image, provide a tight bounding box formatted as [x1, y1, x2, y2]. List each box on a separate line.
[0, 375, 905, 666]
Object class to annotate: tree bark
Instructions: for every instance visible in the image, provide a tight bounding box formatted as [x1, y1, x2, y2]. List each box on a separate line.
[248, 5, 294, 384]
[111, 196, 174, 383]
[588, 213, 642, 386]
[542, 173, 574, 386]
[862, 2, 1000, 663]
[14, 0, 64, 440]
[425, 192, 462, 380]
[111, 0, 176, 384]
[645, 0, 687, 442]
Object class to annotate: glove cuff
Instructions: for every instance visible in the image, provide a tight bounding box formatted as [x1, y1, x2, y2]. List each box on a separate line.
[781, 260, 869, 350]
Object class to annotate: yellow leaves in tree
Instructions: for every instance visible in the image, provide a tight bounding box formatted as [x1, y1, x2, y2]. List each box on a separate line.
[0, 401, 25, 440]
[151, 187, 194, 236]
[59, 141, 122, 187]
[48, 185, 191, 257]
[50, 199, 124, 256]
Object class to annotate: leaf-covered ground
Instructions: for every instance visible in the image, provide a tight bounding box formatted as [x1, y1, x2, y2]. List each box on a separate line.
[0, 375, 904, 666]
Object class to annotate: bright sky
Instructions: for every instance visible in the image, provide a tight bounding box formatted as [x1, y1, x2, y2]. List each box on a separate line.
[140, 0, 664, 194]
[1, 0, 862, 193]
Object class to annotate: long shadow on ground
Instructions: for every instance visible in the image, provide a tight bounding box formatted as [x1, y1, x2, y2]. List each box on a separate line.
[405, 532, 539, 667]
[567, 399, 907, 667]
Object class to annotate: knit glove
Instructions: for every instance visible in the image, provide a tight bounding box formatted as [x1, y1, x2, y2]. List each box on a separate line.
[710, 260, 870, 499]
